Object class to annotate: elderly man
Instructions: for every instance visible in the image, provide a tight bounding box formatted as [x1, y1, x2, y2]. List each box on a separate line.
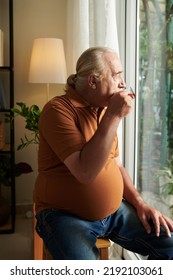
[34, 47, 173, 259]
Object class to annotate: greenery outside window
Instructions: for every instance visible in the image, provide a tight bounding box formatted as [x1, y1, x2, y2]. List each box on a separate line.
[137, 0, 173, 216]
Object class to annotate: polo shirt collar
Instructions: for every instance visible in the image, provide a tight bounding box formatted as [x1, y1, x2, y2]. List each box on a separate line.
[66, 87, 89, 108]
[65, 87, 105, 118]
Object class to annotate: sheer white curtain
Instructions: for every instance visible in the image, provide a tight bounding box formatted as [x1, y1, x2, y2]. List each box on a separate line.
[66, 0, 119, 74]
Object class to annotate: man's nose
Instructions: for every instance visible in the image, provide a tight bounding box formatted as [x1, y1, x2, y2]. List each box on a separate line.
[119, 79, 126, 88]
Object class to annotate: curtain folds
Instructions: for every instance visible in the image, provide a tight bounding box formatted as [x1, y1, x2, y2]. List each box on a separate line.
[66, 0, 119, 75]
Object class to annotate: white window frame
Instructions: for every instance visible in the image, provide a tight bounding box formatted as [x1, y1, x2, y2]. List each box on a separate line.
[116, 0, 139, 179]
[116, 0, 142, 260]
[122, 0, 139, 182]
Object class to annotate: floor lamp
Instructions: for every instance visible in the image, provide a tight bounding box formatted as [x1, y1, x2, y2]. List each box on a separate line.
[28, 38, 67, 102]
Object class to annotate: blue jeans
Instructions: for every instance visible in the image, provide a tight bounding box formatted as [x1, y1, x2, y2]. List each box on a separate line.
[35, 200, 173, 260]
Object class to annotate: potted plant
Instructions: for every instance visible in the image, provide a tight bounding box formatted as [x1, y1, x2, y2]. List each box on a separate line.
[10, 102, 41, 150]
[0, 102, 40, 226]
[0, 154, 33, 226]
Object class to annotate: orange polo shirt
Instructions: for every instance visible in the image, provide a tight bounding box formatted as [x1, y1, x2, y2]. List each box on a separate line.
[34, 87, 124, 220]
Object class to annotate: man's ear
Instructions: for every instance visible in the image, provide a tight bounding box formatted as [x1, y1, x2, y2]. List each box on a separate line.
[88, 74, 97, 89]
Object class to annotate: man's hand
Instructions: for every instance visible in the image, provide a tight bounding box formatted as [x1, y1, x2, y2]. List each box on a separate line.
[107, 91, 134, 119]
[136, 202, 173, 237]
[117, 158, 173, 238]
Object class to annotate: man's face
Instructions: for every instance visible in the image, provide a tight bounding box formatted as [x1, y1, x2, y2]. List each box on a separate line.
[94, 53, 126, 107]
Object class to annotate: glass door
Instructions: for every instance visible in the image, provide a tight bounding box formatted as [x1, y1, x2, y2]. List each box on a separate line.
[137, 0, 173, 218]
[121, 0, 173, 260]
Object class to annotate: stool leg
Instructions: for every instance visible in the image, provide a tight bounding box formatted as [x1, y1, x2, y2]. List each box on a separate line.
[99, 247, 109, 260]
[34, 220, 43, 260]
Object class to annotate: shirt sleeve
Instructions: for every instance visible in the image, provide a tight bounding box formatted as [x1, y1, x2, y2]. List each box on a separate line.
[39, 99, 86, 162]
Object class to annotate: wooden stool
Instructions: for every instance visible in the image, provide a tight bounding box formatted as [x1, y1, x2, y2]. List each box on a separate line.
[96, 238, 111, 260]
[34, 208, 110, 260]
[41, 238, 110, 260]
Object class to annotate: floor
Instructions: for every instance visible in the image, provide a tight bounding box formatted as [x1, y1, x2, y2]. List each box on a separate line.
[0, 214, 33, 260]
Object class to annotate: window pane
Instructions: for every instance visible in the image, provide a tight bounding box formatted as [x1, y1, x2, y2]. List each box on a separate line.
[138, 0, 173, 216]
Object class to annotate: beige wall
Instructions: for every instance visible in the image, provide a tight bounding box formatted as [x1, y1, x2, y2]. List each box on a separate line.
[14, 0, 67, 206]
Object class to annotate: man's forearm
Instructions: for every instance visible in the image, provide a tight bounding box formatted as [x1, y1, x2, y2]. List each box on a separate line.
[65, 111, 121, 184]
[64, 92, 133, 184]
[119, 165, 144, 209]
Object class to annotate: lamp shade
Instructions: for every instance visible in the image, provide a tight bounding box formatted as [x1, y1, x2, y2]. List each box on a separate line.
[28, 38, 67, 84]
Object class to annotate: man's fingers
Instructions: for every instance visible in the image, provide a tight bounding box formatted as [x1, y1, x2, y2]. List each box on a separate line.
[159, 216, 173, 237]
[148, 214, 172, 238]
[140, 214, 151, 234]
[128, 93, 136, 99]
